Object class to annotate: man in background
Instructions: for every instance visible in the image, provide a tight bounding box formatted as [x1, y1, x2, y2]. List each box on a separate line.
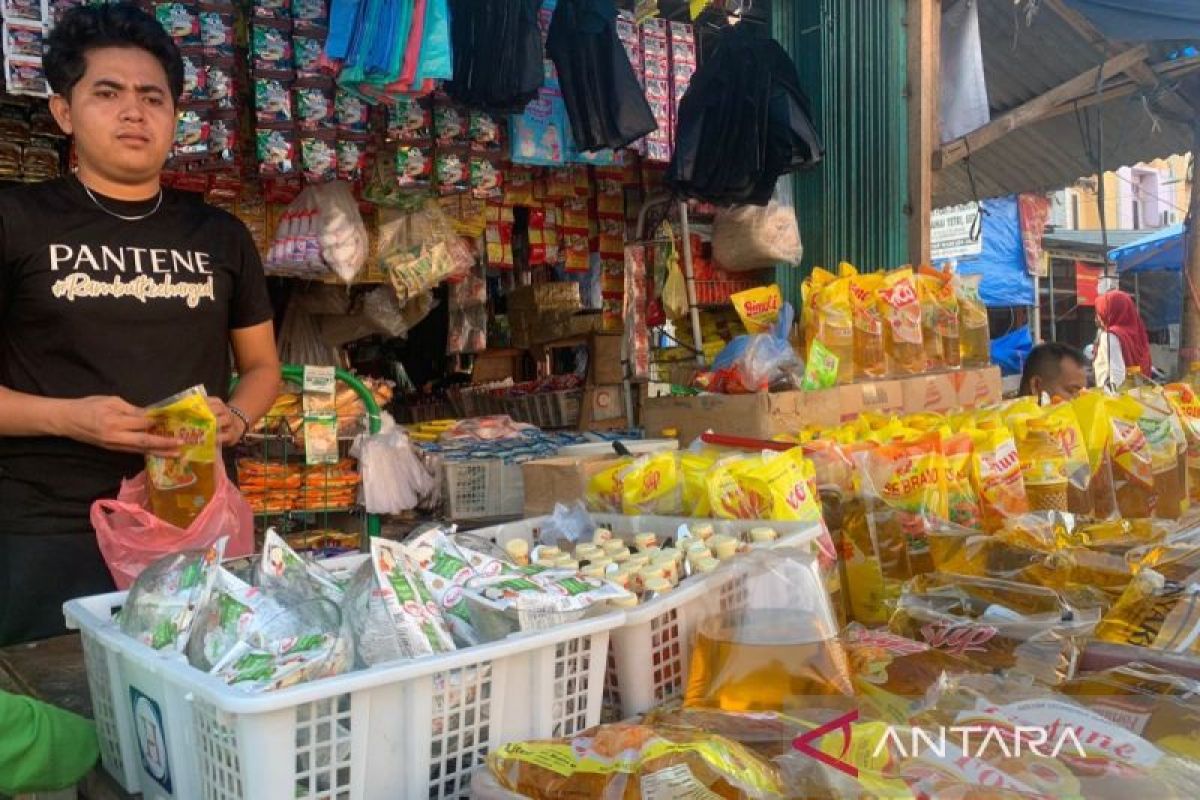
[1019, 342, 1088, 400]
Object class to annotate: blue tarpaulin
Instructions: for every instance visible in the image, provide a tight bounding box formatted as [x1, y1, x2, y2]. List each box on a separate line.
[936, 195, 1035, 308]
[992, 325, 1034, 377]
[1063, 0, 1200, 42]
[1109, 222, 1185, 273]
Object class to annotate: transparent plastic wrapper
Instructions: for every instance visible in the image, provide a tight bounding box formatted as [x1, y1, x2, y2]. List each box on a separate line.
[209, 596, 351, 693]
[342, 559, 408, 667]
[404, 525, 508, 646]
[259, 529, 345, 605]
[916, 271, 948, 370]
[843, 433, 949, 624]
[382, 200, 475, 303]
[463, 569, 632, 639]
[119, 538, 226, 652]
[697, 303, 804, 393]
[942, 432, 982, 530]
[186, 567, 287, 672]
[920, 266, 961, 369]
[704, 448, 824, 524]
[640, 707, 811, 761]
[1130, 385, 1190, 519]
[619, 451, 684, 516]
[711, 200, 802, 270]
[1095, 567, 1200, 656]
[371, 537, 457, 657]
[485, 723, 784, 799]
[265, 187, 326, 277]
[352, 421, 435, 514]
[680, 448, 720, 517]
[312, 180, 369, 283]
[539, 501, 596, 546]
[888, 573, 1100, 684]
[1127, 526, 1200, 582]
[683, 546, 852, 713]
[878, 267, 924, 376]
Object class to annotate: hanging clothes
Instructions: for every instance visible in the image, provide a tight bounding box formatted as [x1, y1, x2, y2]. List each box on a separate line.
[546, 0, 657, 153]
[446, 0, 545, 113]
[667, 21, 822, 205]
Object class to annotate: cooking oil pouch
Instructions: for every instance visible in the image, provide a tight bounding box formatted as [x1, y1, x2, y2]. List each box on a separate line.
[1127, 528, 1200, 582]
[965, 422, 1029, 532]
[486, 723, 784, 800]
[404, 524, 508, 646]
[953, 272, 990, 368]
[620, 451, 684, 516]
[916, 272, 947, 370]
[878, 267, 925, 376]
[801, 266, 835, 359]
[849, 271, 886, 380]
[1006, 402, 1085, 514]
[119, 538, 226, 652]
[1061, 663, 1200, 759]
[639, 707, 812, 761]
[814, 273, 855, 385]
[585, 457, 633, 513]
[259, 529, 345, 606]
[1130, 385, 1190, 520]
[463, 569, 633, 638]
[705, 449, 823, 523]
[1164, 382, 1200, 504]
[1096, 568, 1200, 656]
[888, 573, 1100, 684]
[943, 432, 982, 529]
[1071, 389, 1119, 518]
[921, 266, 962, 370]
[371, 537, 456, 657]
[680, 448, 719, 517]
[730, 284, 783, 334]
[1105, 394, 1158, 518]
[145, 385, 219, 525]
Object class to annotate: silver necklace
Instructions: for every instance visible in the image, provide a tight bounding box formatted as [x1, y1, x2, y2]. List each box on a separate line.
[80, 178, 163, 222]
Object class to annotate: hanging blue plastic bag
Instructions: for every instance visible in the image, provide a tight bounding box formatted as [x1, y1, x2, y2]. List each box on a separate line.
[327, 0, 361, 60]
[416, 0, 453, 82]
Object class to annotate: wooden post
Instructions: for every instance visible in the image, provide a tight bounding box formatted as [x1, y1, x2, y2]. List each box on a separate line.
[907, 0, 940, 266]
[1179, 132, 1200, 373]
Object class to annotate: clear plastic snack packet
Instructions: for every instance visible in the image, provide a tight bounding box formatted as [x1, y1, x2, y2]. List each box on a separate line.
[404, 524, 507, 646]
[259, 528, 345, 605]
[187, 567, 287, 671]
[463, 569, 633, 639]
[371, 537, 456, 657]
[120, 538, 226, 651]
[888, 573, 1100, 684]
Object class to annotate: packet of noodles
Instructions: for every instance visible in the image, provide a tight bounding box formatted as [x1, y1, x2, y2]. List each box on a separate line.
[1095, 567, 1200, 656]
[730, 284, 783, 334]
[585, 457, 632, 513]
[1164, 382, 1200, 505]
[371, 537, 456, 657]
[963, 421, 1029, 532]
[259, 528, 345, 605]
[1072, 389, 1119, 518]
[1105, 394, 1158, 518]
[680, 448, 719, 517]
[120, 538, 226, 652]
[889, 573, 1101, 684]
[463, 569, 632, 638]
[849, 271, 886, 381]
[404, 525, 507, 646]
[705, 448, 823, 523]
[619, 451, 684, 515]
[1129, 385, 1189, 520]
[877, 267, 924, 376]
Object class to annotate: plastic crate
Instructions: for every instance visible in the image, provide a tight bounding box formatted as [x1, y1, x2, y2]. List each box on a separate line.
[468, 515, 833, 719]
[443, 460, 525, 521]
[65, 583, 622, 800]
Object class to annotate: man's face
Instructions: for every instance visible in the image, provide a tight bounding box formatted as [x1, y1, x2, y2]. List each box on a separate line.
[1032, 357, 1087, 400]
[49, 46, 175, 184]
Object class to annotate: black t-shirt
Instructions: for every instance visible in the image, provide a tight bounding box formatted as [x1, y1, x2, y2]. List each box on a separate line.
[0, 176, 273, 534]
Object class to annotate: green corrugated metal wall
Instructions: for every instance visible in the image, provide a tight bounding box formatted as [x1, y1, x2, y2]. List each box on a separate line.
[773, 0, 911, 308]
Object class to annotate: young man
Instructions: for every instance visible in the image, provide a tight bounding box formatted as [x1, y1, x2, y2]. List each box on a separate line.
[1019, 342, 1088, 400]
[0, 4, 280, 644]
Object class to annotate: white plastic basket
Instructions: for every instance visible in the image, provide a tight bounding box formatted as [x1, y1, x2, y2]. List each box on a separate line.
[467, 515, 832, 719]
[65, 583, 622, 800]
[443, 460, 525, 521]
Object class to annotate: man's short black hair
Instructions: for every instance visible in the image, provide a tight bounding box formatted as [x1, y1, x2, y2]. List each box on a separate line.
[43, 3, 183, 102]
[1019, 342, 1087, 395]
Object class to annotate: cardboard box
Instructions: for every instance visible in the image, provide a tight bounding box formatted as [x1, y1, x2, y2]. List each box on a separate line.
[508, 282, 581, 312]
[580, 384, 629, 430]
[590, 334, 624, 385]
[640, 366, 1002, 444]
[522, 455, 617, 516]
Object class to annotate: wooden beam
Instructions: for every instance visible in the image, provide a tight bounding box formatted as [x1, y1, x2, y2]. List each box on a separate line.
[1044, 0, 1198, 122]
[1179, 138, 1200, 372]
[907, 0, 940, 266]
[1034, 55, 1200, 126]
[936, 44, 1149, 170]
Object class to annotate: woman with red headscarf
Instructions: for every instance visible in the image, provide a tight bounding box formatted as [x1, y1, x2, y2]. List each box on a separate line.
[1094, 289, 1152, 390]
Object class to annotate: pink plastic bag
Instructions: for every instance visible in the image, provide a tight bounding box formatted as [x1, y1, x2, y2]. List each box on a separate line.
[91, 461, 254, 589]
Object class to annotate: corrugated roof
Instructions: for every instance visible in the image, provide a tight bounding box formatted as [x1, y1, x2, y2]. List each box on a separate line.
[933, 0, 1195, 207]
[1043, 228, 1149, 253]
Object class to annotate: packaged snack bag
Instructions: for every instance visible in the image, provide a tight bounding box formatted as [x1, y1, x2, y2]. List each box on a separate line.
[1129, 385, 1189, 519]
[485, 723, 784, 800]
[680, 448, 719, 517]
[953, 272, 990, 367]
[119, 538, 225, 652]
[888, 573, 1100, 684]
[849, 270, 886, 380]
[371, 537, 456, 657]
[619, 451, 684, 516]
[1105, 394, 1157, 518]
[878, 267, 924, 375]
[730, 284, 783, 334]
[1164, 381, 1200, 504]
[813, 272, 855, 385]
[801, 266, 834, 358]
[942, 431, 981, 529]
[1071, 389, 1119, 518]
[585, 457, 632, 513]
[1095, 567, 1200, 656]
[705, 449, 823, 523]
[964, 421, 1029, 531]
[145, 385, 219, 528]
